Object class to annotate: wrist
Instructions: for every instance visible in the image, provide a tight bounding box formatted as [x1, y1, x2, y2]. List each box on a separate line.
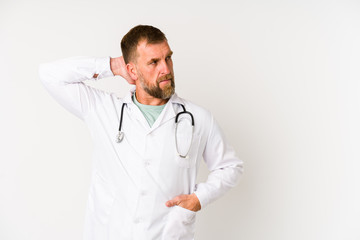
[94, 57, 114, 79]
[191, 193, 201, 211]
[110, 57, 120, 75]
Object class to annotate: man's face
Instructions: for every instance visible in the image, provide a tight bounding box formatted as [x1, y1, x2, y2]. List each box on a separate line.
[134, 40, 175, 99]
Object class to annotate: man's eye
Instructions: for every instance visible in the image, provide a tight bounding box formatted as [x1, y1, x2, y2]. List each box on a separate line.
[166, 56, 172, 60]
[151, 61, 157, 65]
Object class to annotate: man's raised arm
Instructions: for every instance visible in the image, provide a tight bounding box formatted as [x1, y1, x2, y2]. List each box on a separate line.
[39, 56, 133, 121]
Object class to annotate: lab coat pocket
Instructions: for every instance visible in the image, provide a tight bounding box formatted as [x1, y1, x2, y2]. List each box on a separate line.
[162, 205, 197, 240]
[88, 172, 116, 225]
[175, 134, 201, 168]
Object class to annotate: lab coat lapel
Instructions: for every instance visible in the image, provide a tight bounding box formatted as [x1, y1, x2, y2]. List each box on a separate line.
[122, 87, 151, 132]
[120, 88, 149, 159]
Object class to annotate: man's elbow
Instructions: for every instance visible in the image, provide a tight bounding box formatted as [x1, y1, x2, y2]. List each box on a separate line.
[221, 162, 243, 188]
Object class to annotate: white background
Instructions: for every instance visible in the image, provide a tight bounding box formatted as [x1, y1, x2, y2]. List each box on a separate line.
[1, 0, 360, 239]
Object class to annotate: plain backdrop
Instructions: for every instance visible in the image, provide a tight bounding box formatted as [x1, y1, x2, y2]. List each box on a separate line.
[1, 0, 360, 239]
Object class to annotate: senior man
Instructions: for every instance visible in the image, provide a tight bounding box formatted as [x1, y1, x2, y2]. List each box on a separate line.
[39, 25, 243, 240]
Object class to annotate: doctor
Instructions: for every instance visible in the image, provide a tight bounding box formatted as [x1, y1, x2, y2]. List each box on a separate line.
[39, 25, 243, 240]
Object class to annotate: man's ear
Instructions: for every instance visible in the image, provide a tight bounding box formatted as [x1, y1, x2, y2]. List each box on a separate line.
[126, 62, 138, 81]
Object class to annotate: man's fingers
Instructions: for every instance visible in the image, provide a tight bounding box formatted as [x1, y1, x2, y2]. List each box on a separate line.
[165, 195, 183, 207]
[165, 200, 175, 207]
[165, 199, 179, 207]
[165, 194, 201, 212]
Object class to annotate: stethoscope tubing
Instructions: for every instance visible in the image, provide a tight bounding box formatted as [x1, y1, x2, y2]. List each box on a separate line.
[116, 101, 195, 158]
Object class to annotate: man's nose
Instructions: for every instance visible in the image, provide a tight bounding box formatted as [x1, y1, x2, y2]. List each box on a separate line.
[159, 60, 171, 75]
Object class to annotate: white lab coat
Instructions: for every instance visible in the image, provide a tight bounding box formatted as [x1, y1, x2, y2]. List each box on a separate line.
[39, 56, 243, 240]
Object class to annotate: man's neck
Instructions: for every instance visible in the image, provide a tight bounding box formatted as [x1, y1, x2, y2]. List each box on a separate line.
[134, 88, 169, 106]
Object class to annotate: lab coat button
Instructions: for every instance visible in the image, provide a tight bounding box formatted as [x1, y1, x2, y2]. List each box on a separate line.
[134, 217, 141, 223]
[144, 161, 150, 167]
[140, 190, 147, 196]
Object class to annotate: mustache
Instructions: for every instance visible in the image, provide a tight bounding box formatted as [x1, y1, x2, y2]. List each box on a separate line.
[158, 74, 174, 82]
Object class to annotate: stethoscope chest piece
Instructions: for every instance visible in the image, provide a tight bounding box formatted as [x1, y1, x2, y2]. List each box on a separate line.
[116, 131, 124, 143]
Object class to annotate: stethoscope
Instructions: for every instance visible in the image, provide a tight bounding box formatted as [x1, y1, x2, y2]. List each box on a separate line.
[116, 102, 195, 159]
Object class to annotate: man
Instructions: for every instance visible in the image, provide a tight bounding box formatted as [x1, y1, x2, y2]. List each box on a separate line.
[39, 25, 243, 240]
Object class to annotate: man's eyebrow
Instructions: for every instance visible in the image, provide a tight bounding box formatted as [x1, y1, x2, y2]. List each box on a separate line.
[147, 57, 160, 64]
[147, 51, 173, 64]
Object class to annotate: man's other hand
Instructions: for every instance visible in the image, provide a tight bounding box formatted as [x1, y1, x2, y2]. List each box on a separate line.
[110, 56, 135, 85]
[165, 193, 201, 212]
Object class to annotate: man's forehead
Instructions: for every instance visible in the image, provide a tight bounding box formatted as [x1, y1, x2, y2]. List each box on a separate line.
[137, 40, 172, 57]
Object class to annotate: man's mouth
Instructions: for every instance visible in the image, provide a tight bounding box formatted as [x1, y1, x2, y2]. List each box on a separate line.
[159, 80, 170, 86]
[159, 78, 172, 84]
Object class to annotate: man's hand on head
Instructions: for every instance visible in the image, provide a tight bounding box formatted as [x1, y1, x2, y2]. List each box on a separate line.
[110, 56, 135, 85]
[165, 193, 201, 212]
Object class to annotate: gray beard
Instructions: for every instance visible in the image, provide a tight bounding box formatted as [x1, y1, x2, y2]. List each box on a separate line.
[139, 75, 175, 100]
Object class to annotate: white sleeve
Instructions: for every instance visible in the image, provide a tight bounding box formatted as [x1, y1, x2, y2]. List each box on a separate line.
[39, 56, 114, 121]
[194, 115, 244, 209]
